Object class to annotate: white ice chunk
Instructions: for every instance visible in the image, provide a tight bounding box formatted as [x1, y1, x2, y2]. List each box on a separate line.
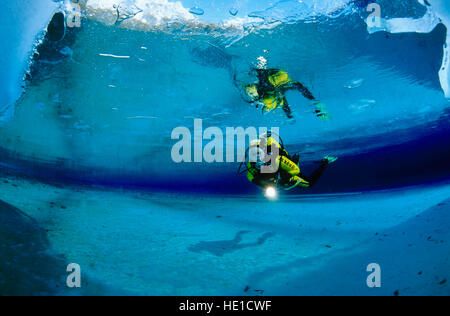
[367, 9, 441, 34]
[366, 0, 450, 98]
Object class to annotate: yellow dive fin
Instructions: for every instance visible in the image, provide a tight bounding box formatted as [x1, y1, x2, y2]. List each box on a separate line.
[283, 176, 310, 191]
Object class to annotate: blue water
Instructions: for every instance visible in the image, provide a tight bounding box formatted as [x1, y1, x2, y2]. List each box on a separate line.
[0, 0, 449, 296]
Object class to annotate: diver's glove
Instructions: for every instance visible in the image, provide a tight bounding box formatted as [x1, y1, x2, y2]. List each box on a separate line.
[313, 101, 331, 121]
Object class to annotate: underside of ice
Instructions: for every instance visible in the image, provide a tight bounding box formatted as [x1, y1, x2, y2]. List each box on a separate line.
[0, 0, 57, 121]
[366, 0, 450, 98]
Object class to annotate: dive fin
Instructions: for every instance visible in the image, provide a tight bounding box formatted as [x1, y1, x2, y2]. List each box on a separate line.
[323, 156, 339, 164]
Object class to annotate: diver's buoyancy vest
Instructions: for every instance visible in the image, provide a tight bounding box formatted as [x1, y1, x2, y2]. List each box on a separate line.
[258, 70, 292, 111]
[261, 93, 284, 111]
[268, 71, 292, 88]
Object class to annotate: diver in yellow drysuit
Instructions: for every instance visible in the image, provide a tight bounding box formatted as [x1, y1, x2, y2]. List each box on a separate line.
[244, 68, 329, 120]
[243, 135, 337, 190]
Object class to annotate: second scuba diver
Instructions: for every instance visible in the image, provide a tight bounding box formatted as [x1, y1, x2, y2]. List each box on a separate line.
[240, 133, 338, 191]
[242, 68, 330, 121]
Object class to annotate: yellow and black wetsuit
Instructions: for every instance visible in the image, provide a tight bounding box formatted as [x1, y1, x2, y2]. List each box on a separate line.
[246, 69, 324, 120]
[246, 137, 329, 190]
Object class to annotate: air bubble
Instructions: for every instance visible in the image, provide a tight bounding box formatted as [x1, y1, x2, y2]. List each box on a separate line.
[189, 6, 205, 16]
[229, 8, 238, 16]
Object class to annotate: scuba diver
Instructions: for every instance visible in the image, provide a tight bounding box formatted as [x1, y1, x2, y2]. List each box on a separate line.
[188, 43, 329, 120]
[242, 68, 329, 120]
[239, 132, 338, 192]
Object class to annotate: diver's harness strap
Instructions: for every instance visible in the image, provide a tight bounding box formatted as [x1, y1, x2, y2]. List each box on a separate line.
[238, 147, 251, 175]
